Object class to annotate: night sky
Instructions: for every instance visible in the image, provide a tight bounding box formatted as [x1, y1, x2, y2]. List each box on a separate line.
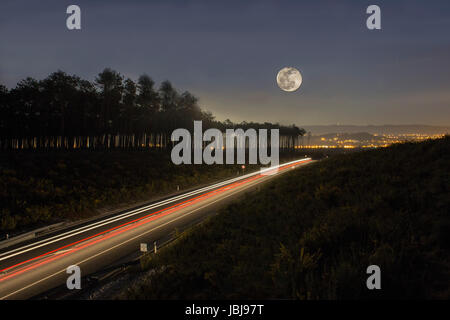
[1, 0, 449, 126]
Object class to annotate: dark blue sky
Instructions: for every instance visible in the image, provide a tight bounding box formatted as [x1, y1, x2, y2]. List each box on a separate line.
[1, 0, 449, 125]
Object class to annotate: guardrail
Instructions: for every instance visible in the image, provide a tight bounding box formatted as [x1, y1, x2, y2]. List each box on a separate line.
[0, 223, 64, 250]
[0, 171, 256, 252]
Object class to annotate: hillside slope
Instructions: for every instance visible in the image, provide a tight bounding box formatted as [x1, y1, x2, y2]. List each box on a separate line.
[120, 137, 449, 299]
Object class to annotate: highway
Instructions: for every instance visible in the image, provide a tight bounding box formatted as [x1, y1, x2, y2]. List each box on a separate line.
[0, 158, 313, 300]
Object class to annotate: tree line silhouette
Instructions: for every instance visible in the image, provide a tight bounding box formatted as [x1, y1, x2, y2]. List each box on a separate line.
[0, 69, 305, 150]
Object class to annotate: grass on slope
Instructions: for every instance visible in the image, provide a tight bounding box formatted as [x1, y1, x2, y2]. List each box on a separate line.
[120, 137, 450, 299]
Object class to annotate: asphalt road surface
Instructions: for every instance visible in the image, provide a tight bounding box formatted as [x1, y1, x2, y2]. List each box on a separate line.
[0, 158, 313, 299]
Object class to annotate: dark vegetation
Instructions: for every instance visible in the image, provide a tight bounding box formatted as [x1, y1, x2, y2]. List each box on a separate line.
[0, 149, 319, 236]
[121, 137, 450, 299]
[0, 150, 256, 236]
[0, 69, 304, 150]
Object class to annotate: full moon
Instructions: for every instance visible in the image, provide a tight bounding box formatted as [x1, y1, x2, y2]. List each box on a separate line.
[276, 67, 302, 92]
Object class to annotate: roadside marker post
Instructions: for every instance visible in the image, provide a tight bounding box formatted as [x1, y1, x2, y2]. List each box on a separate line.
[140, 243, 148, 252]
